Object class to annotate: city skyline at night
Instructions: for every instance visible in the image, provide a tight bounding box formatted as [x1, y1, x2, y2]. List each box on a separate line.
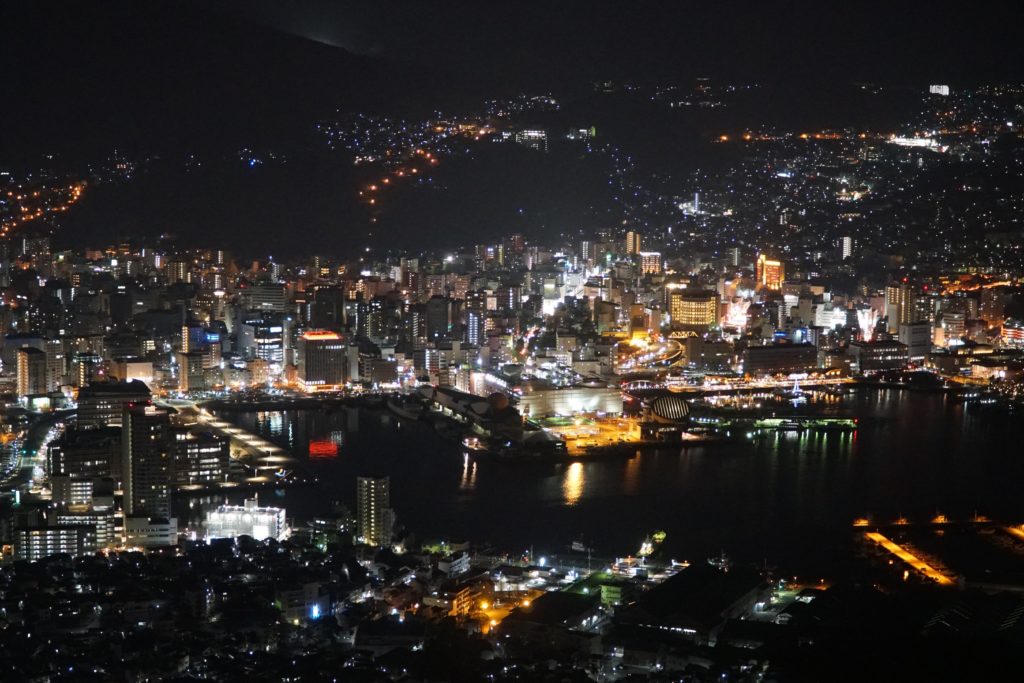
[2, 3, 1024, 681]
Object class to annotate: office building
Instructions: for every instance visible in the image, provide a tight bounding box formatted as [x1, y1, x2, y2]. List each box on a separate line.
[357, 476, 393, 547]
[296, 330, 347, 391]
[172, 429, 229, 486]
[848, 340, 910, 372]
[898, 321, 932, 362]
[742, 343, 818, 376]
[238, 314, 286, 364]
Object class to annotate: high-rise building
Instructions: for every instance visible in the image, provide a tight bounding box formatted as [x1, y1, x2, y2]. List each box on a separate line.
[176, 350, 207, 392]
[755, 254, 785, 292]
[172, 429, 229, 486]
[77, 380, 152, 429]
[238, 314, 286, 364]
[625, 231, 642, 255]
[580, 240, 594, 265]
[839, 236, 853, 260]
[898, 321, 932, 362]
[885, 281, 915, 332]
[47, 427, 121, 482]
[122, 404, 173, 520]
[668, 290, 719, 331]
[357, 476, 393, 547]
[17, 346, 48, 397]
[425, 295, 450, 340]
[296, 330, 347, 392]
[639, 251, 662, 275]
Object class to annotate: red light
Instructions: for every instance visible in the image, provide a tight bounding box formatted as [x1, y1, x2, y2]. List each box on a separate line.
[309, 440, 338, 458]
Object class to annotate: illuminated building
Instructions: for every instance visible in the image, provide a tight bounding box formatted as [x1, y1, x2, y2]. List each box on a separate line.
[625, 230, 642, 255]
[848, 340, 909, 372]
[16, 346, 48, 398]
[238, 315, 285, 364]
[357, 476, 393, 547]
[77, 380, 151, 429]
[205, 497, 287, 541]
[580, 240, 594, 265]
[639, 251, 662, 275]
[1002, 318, 1024, 346]
[122, 404, 173, 520]
[172, 429, 229, 486]
[755, 254, 784, 292]
[14, 526, 97, 562]
[885, 281, 915, 331]
[929, 84, 950, 96]
[175, 350, 206, 392]
[296, 330, 347, 391]
[668, 290, 719, 331]
[839, 235, 853, 260]
[47, 427, 120, 481]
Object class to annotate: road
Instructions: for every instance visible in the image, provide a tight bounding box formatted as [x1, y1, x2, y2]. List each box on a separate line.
[1, 410, 72, 494]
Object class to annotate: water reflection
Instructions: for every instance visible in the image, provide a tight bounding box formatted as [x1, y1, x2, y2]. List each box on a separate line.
[460, 453, 477, 491]
[562, 462, 585, 506]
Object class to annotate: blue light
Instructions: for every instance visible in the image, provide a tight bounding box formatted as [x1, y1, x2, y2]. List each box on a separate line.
[310, 604, 321, 620]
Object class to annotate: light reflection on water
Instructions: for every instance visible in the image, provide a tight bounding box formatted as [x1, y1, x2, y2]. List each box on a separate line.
[189, 392, 1019, 571]
[562, 462, 585, 506]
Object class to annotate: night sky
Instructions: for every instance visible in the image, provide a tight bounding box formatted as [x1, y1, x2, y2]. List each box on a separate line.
[3, 1, 1021, 256]
[4, 0, 1021, 160]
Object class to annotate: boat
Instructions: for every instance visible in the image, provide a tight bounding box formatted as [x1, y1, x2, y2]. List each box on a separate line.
[777, 420, 806, 432]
